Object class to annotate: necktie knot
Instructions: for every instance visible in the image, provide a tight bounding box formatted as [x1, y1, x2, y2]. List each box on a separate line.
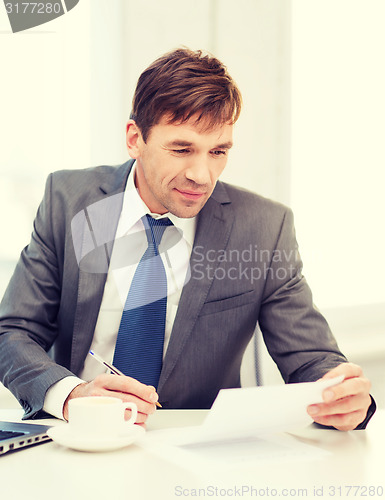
[144, 215, 173, 254]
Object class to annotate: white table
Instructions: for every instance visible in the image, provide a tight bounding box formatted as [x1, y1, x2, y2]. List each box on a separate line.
[1, 408, 384, 500]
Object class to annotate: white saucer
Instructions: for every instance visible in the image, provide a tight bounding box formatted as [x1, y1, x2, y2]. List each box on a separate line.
[47, 424, 145, 452]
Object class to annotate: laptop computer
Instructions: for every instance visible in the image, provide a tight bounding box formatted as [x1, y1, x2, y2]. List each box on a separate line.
[0, 421, 51, 455]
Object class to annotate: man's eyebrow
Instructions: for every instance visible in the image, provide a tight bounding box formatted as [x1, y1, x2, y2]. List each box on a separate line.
[164, 140, 233, 149]
[215, 141, 233, 149]
[165, 140, 194, 148]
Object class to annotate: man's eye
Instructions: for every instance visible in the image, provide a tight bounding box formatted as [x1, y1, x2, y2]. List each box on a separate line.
[173, 149, 190, 154]
[211, 150, 227, 156]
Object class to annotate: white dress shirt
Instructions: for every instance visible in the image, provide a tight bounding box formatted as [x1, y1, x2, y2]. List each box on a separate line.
[43, 163, 196, 418]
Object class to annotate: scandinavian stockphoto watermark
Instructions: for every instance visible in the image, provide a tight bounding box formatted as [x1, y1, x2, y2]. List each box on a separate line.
[4, 0, 79, 33]
[71, 193, 302, 308]
[191, 244, 301, 284]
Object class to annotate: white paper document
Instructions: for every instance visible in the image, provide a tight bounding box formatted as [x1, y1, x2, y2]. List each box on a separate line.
[139, 377, 343, 468]
[189, 375, 345, 444]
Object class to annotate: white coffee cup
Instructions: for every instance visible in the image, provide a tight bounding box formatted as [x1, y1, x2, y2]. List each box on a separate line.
[68, 397, 137, 439]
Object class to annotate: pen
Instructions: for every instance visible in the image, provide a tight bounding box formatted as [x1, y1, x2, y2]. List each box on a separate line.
[89, 350, 162, 407]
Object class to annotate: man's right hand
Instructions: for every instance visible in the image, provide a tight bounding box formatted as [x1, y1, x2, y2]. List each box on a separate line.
[62, 373, 159, 425]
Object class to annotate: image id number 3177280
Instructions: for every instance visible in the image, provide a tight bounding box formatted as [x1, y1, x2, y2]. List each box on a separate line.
[327, 485, 383, 496]
[5, 2, 62, 14]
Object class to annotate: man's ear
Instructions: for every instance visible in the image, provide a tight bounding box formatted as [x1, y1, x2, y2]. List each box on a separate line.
[126, 120, 143, 158]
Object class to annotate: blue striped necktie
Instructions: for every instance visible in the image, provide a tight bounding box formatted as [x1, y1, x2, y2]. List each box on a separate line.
[113, 215, 172, 388]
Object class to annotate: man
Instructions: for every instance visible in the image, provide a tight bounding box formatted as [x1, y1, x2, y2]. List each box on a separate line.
[0, 48, 375, 430]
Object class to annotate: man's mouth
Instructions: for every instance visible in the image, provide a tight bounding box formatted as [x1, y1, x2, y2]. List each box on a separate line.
[175, 189, 206, 200]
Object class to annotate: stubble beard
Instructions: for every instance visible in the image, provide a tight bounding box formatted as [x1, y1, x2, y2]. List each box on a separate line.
[159, 187, 209, 219]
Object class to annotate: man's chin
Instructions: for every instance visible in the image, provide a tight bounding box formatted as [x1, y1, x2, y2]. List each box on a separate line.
[160, 190, 211, 218]
[168, 200, 207, 219]
[170, 207, 202, 219]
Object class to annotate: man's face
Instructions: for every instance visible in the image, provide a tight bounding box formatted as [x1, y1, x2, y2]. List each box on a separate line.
[131, 116, 233, 218]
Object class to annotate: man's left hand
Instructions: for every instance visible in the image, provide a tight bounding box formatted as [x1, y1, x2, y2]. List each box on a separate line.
[307, 362, 372, 431]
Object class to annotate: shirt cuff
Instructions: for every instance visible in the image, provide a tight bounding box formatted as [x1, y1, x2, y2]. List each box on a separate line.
[354, 395, 377, 430]
[43, 376, 85, 420]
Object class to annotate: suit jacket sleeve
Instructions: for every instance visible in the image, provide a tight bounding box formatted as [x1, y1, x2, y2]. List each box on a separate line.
[258, 207, 348, 383]
[256, 207, 376, 428]
[0, 174, 74, 419]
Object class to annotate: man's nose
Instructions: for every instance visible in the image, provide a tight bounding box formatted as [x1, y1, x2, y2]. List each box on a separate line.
[184, 157, 211, 186]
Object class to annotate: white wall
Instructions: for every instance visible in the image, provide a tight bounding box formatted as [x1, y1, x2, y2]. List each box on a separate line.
[289, 1, 385, 406]
[291, 0, 385, 310]
[0, 1, 91, 264]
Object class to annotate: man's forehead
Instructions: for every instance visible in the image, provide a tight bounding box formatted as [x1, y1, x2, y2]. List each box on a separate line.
[153, 114, 233, 145]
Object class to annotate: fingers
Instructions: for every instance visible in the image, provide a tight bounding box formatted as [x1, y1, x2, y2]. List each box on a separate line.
[64, 374, 159, 424]
[321, 362, 364, 381]
[322, 370, 371, 403]
[94, 374, 158, 422]
[310, 407, 369, 431]
[307, 362, 372, 431]
[125, 406, 149, 425]
[96, 373, 159, 404]
[308, 392, 370, 422]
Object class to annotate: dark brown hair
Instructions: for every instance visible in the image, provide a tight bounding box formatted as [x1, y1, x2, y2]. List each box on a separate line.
[131, 48, 242, 142]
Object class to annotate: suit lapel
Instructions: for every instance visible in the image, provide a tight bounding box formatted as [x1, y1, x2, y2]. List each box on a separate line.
[158, 181, 234, 392]
[70, 161, 134, 374]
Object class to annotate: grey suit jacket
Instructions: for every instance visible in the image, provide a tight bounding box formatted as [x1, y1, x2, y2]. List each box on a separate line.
[0, 160, 347, 419]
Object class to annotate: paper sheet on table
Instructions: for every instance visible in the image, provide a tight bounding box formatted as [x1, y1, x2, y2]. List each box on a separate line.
[139, 377, 343, 469]
[139, 426, 331, 470]
[176, 375, 344, 445]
